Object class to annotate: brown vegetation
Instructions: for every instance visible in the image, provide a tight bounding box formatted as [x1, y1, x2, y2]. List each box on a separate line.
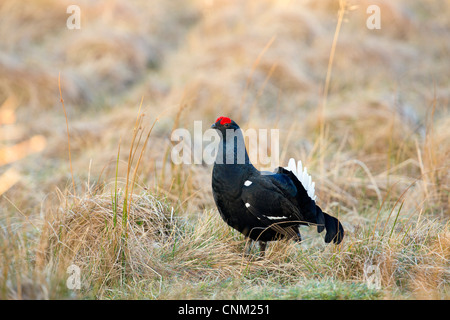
[0, 0, 448, 299]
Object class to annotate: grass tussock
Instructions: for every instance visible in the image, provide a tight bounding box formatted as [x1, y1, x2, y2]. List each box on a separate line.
[18, 185, 447, 299]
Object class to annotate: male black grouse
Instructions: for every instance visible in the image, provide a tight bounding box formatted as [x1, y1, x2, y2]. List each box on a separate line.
[211, 116, 344, 255]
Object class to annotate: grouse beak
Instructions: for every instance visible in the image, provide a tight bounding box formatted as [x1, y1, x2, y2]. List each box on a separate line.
[211, 122, 218, 129]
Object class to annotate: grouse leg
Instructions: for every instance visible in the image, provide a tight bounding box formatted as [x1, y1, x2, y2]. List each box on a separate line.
[258, 241, 267, 258]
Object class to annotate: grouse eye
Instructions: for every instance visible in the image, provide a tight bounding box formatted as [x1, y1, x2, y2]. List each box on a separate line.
[224, 123, 230, 127]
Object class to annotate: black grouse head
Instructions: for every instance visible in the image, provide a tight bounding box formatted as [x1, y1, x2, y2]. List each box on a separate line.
[211, 116, 240, 140]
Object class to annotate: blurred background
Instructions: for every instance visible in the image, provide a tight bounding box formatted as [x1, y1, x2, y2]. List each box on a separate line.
[0, 0, 449, 299]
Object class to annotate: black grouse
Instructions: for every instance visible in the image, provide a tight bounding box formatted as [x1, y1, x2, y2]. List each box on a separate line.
[211, 116, 344, 255]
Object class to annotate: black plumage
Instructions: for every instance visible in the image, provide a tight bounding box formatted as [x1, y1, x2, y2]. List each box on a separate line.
[211, 117, 344, 254]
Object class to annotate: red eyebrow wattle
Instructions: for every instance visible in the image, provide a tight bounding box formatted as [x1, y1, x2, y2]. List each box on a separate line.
[216, 116, 231, 125]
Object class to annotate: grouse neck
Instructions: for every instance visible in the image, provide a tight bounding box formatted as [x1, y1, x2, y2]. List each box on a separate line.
[214, 128, 256, 172]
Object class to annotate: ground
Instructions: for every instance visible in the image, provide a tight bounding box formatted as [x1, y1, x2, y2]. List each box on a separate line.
[0, 0, 449, 299]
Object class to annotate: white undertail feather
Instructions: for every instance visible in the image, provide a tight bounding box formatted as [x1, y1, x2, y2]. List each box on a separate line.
[284, 158, 316, 201]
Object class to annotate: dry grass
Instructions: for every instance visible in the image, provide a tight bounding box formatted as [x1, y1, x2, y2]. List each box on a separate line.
[6, 181, 445, 299]
[0, 0, 449, 299]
